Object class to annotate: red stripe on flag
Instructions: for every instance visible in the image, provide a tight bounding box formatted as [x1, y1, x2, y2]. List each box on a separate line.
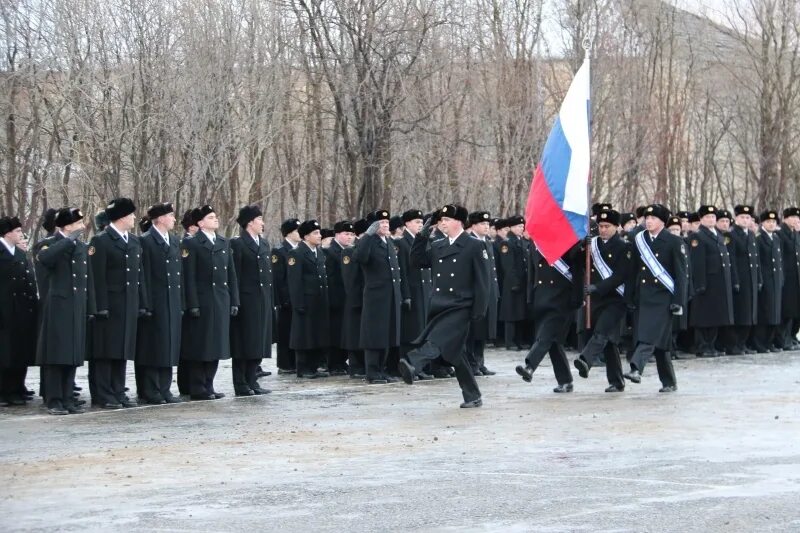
[525, 164, 579, 265]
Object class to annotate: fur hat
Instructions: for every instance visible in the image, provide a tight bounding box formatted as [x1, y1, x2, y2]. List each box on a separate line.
[105, 197, 136, 221]
[147, 202, 174, 220]
[55, 207, 84, 228]
[280, 218, 301, 236]
[236, 205, 262, 227]
[298, 219, 321, 239]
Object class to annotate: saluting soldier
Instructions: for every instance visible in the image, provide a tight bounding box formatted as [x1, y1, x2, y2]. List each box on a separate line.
[135, 202, 183, 404]
[399, 204, 490, 408]
[324, 221, 355, 375]
[724, 205, 761, 355]
[777, 207, 800, 350]
[0, 217, 38, 406]
[176, 207, 200, 395]
[288, 220, 330, 378]
[181, 205, 240, 400]
[753, 210, 783, 352]
[341, 219, 368, 378]
[573, 209, 631, 392]
[353, 210, 403, 384]
[36, 208, 95, 414]
[230, 205, 273, 396]
[89, 198, 147, 409]
[498, 215, 529, 350]
[515, 242, 579, 393]
[623, 204, 687, 392]
[32, 208, 58, 401]
[465, 211, 498, 376]
[688, 205, 736, 357]
[272, 219, 301, 374]
[395, 210, 431, 370]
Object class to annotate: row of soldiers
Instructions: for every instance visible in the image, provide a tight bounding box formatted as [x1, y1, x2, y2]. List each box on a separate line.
[1, 198, 798, 411]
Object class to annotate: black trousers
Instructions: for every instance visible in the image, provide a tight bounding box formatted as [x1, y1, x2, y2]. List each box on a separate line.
[579, 333, 624, 388]
[504, 321, 526, 348]
[136, 365, 175, 401]
[384, 346, 400, 376]
[232, 358, 261, 392]
[524, 314, 573, 385]
[630, 343, 676, 387]
[464, 339, 486, 372]
[92, 359, 128, 405]
[779, 318, 800, 348]
[177, 358, 190, 394]
[752, 324, 779, 352]
[277, 308, 295, 370]
[43, 365, 77, 408]
[328, 348, 349, 372]
[408, 342, 481, 403]
[722, 325, 751, 353]
[348, 350, 365, 375]
[694, 327, 719, 354]
[188, 360, 219, 396]
[296, 349, 323, 376]
[364, 349, 387, 380]
[0, 366, 28, 401]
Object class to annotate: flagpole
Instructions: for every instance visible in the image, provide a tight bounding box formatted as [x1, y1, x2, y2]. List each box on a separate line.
[583, 37, 593, 330]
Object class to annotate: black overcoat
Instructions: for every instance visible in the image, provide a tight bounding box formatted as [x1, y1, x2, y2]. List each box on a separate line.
[89, 228, 147, 361]
[353, 234, 402, 350]
[136, 229, 183, 367]
[287, 242, 330, 350]
[728, 226, 761, 326]
[468, 233, 499, 341]
[35, 234, 96, 366]
[181, 231, 239, 361]
[0, 245, 38, 368]
[576, 235, 630, 342]
[498, 234, 527, 322]
[689, 226, 734, 327]
[341, 245, 364, 351]
[324, 240, 346, 349]
[757, 231, 783, 326]
[778, 224, 800, 319]
[230, 231, 274, 360]
[395, 230, 428, 343]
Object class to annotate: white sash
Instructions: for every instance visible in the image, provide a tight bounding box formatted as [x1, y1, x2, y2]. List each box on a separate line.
[634, 232, 675, 294]
[590, 237, 624, 296]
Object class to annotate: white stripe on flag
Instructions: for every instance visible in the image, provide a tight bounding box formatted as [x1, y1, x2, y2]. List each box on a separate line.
[559, 58, 591, 216]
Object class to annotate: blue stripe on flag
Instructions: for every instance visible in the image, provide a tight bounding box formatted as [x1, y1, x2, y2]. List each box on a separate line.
[539, 117, 572, 207]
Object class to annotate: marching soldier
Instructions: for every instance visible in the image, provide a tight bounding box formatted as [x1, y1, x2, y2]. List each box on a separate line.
[623, 204, 687, 392]
[573, 209, 630, 392]
[515, 243, 579, 393]
[777, 207, 800, 350]
[342, 219, 369, 377]
[498, 215, 529, 350]
[400, 204, 490, 408]
[89, 198, 147, 409]
[725, 205, 761, 355]
[753, 210, 783, 352]
[36, 207, 95, 414]
[324, 221, 355, 375]
[272, 218, 301, 374]
[287, 220, 330, 378]
[181, 205, 239, 400]
[688, 205, 735, 357]
[230, 205, 273, 396]
[0, 217, 38, 406]
[135, 202, 184, 404]
[465, 211, 498, 376]
[353, 210, 403, 384]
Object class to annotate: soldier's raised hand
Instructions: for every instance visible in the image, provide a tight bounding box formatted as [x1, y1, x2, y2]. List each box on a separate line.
[365, 221, 381, 236]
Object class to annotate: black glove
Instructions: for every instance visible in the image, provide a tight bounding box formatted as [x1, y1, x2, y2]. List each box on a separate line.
[138, 308, 149, 318]
[87, 314, 95, 322]
[365, 221, 381, 236]
[695, 287, 706, 295]
[626, 303, 637, 312]
[188, 308, 200, 318]
[403, 299, 412, 311]
[230, 306, 239, 317]
[420, 217, 434, 238]
[584, 284, 598, 296]
[296, 307, 307, 314]
[95, 310, 109, 320]
[758, 283, 763, 292]
[67, 229, 83, 241]
[510, 285, 521, 293]
[669, 304, 683, 315]
[733, 284, 740, 293]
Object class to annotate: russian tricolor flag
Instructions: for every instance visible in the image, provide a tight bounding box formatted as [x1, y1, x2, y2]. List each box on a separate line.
[525, 58, 591, 265]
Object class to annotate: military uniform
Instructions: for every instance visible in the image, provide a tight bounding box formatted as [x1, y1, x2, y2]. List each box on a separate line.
[287, 240, 330, 376]
[753, 218, 783, 352]
[36, 222, 96, 413]
[498, 232, 528, 349]
[725, 223, 761, 354]
[272, 239, 297, 372]
[688, 224, 735, 356]
[181, 229, 240, 398]
[341, 244, 365, 376]
[464, 231, 498, 375]
[0, 228, 38, 405]
[396, 229, 429, 358]
[353, 228, 402, 383]
[516, 246, 579, 390]
[777, 218, 800, 349]
[403, 207, 490, 406]
[177, 231, 195, 394]
[625, 211, 687, 390]
[574, 231, 631, 390]
[230, 229, 273, 395]
[323, 239, 349, 373]
[136, 225, 183, 403]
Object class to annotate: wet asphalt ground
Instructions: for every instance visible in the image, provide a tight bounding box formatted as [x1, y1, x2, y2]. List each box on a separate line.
[1, 348, 799, 532]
